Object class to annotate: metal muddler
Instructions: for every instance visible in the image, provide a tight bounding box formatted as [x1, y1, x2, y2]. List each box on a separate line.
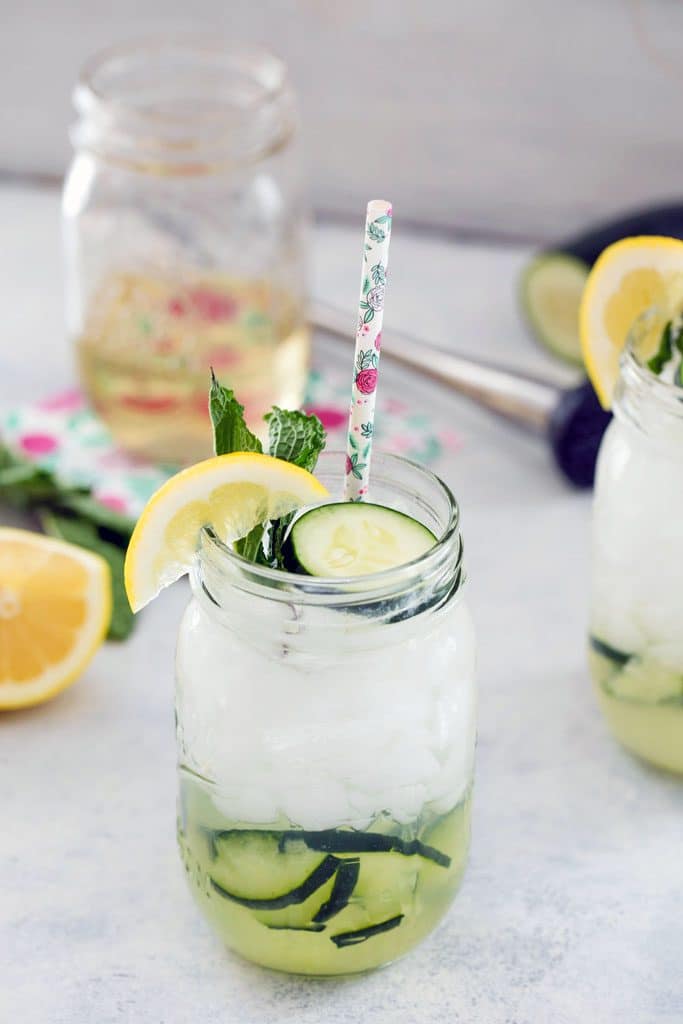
[310, 300, 611, 488]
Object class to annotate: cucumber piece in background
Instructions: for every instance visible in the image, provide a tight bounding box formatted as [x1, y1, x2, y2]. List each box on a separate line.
[520, 252, 589, 366]
[521, 203, 683, 366]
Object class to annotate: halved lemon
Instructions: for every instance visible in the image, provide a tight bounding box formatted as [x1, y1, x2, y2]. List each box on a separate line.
[579, 235, 683, 408]
[124, 452, 329, 612]
[0, 528, 111, 709]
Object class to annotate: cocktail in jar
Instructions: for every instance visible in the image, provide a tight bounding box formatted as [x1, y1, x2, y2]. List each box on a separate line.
[580, 236, 683, 772]
[125, 383, 477, 975]
[589, 311, 683, 773]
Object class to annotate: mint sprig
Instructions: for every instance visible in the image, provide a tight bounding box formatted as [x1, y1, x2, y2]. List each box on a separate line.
[39, 508, 134, 641]
[265, 407, 326, 473]
[210, 372, 326, 566]
[0, 442, 135, 640]
[210, 369, 262, 456]
[647, 321, 674, 375]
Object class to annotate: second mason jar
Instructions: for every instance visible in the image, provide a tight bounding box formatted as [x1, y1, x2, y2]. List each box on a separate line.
[589, 317, 683, 773]
[63, 38, 309, 464]
[175, 453, 477, 974]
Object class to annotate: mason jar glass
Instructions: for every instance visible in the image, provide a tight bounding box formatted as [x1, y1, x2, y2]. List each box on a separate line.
[175, 452, 477, 975]
[589, 313, 683, 773]
[62, 38, 309, 465]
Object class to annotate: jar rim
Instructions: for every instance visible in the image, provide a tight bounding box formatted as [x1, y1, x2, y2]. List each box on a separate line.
[76, 36, 288, 121]
[71, 35, 295, 168]
[196, 450, 463, 606]
[619, 306, 683, 418]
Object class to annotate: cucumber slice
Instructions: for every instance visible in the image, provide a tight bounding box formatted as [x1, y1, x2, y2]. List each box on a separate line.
[208, 829, 336, 907]
[285, 502, 436, 577]
[210, 854, 339, 910]
[520, 252, 589, 366]
[603, 655, 683, 706]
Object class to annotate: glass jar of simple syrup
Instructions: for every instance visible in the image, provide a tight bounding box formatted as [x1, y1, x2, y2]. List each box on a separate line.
[63, 38, 309, 464]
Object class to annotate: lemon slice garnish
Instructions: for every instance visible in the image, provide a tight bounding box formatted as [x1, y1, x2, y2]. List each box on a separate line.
[124, 452, 329, 611]
[579, 235, 683, 407]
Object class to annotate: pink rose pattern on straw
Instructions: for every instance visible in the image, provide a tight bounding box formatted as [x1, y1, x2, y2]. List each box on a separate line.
[344, 200, 393, 501]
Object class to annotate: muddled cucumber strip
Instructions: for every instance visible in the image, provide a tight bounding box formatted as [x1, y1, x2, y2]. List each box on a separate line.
[208, 825, 452, 867]
[330, 913, 405, 948]
[312, 858, 361, 924]
[589, 635, 631, 667]
[279, 827, 452, 868]
[590, 635, 683, 705]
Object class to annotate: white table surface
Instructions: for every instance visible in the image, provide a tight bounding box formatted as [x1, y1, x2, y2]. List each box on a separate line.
[1, 185, 681, 1024]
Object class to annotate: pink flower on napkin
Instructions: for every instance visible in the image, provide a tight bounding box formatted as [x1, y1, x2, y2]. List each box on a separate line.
[19, 432, 58, 456]
[305, 405, 347, 431]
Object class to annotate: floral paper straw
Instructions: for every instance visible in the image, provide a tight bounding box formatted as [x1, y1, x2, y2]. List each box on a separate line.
[343, 199, 393, 501]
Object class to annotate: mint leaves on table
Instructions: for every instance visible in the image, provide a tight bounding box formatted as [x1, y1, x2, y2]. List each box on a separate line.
[0, 442, 135, 641]
[39, 508, 134, 641]
[210, 372, 326, 567]
[0, 445, 67, 506]
[0, 373, 324, 635]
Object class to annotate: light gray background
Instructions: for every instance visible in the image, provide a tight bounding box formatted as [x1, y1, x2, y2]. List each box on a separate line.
[2, 6, 683, 1019]
[2, 0, 683, 238]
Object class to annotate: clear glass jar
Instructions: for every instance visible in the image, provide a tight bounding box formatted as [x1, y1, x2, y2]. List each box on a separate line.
[589, 319, 683, 773]
[175, 452, 477, 975]
[62, 38, 309, 465]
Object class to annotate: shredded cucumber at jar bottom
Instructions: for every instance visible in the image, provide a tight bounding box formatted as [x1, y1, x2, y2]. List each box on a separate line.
[588, 642, 683, 774]
[178, 769, 471, 975]
[588, 333, 683, 774]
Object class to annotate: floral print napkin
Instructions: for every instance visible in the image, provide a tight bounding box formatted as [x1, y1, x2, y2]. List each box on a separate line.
[0, 367, 461, 521]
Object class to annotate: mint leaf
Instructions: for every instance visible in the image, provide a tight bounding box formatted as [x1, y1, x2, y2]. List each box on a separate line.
[265, 407, 326, 473]
[234, 522, 270, 564]
[210, 369, 262, 456]
[260, 408, 326, 567]
[0, 444, 73, 506]
[59, 492, 136, 538]
[39, 509, 134, 641]
[267, 514, 294, 568]
[0, 442, 136, 639]
[208, 376, 326, 568]
[648, 321, 674, 374]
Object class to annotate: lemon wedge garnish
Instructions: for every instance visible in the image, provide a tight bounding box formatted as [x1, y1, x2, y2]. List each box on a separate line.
[579, 235, 683, 407]
[124, 452, 328, 612]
